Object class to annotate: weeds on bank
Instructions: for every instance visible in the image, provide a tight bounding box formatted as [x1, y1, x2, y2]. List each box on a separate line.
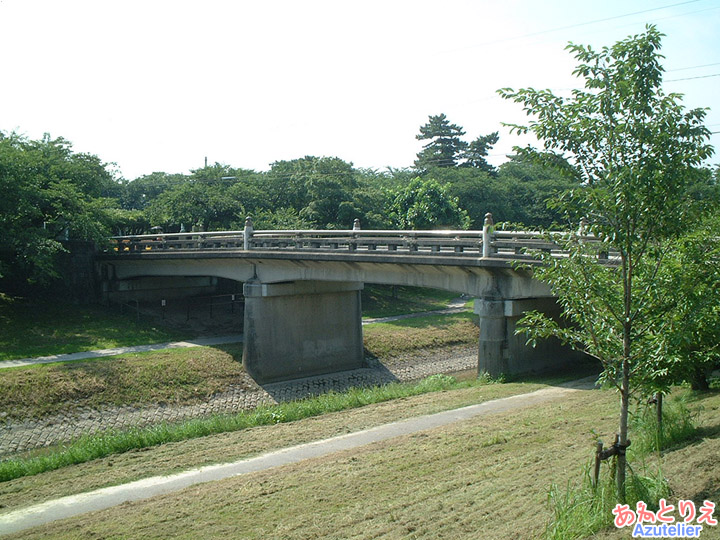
[0, 374, 482, 483]
[545, 393, 699, 540]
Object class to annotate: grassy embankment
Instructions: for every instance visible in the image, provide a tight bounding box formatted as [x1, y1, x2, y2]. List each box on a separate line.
[0, 285, 463, 362]
[0, 286, 483, 486]
[3, 385, 719, 539]
[0, 296, 185, 362]
[0, 287, 477, 420]
[361, 285, 460, 318]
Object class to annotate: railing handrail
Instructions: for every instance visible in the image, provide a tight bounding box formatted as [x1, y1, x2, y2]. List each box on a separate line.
[108, 216, 616, 262]
[111, 230, 246, 240]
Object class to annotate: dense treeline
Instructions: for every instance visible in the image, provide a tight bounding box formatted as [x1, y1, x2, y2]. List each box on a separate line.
[0, 121, 558, 291]
[1, 115, 718, 295]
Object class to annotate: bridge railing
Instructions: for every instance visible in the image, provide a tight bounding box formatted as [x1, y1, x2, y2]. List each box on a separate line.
[109, 216, 616, 261]
[249, 229, 487, 255]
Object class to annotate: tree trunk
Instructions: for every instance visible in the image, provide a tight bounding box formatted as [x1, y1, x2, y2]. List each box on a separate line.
[656, 392, 663, 451]
[689, 366, 710, 391]
[617, 356, 630, 503]
[617, 253, 632, 503]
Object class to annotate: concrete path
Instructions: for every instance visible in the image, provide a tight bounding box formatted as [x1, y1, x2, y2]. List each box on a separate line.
[0, 377, 595, 536]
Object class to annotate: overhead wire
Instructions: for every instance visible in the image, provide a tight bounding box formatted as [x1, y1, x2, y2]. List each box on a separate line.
[129, 2, 718, 180]
[666, 73, 720, 82]
[441, 0, 703, 53]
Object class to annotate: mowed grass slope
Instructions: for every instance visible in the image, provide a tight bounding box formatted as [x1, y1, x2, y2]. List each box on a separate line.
[363, 312, 478, 361]
[6, 387, 720, 540]
[361, 285, 461, 319]
[0, 345, 248, 420]
[0, 285, 465, 363]
[1, 310, 477, 420]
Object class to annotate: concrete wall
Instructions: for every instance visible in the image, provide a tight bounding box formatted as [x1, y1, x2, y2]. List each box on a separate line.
[242, 280, 365, 383]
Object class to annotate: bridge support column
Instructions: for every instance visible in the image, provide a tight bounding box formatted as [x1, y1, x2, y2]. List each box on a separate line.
[475, 297, 584, 378]
[242, 280, 364, 383]
[475, 298, 507, 376]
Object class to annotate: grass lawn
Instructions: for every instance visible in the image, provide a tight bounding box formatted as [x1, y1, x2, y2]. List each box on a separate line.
[5, 385, 718, 539]
[363, 312, 478, 360]
[1, 286, 466, 361]
[0, 297, 185, 361]
[361, 285, 462, 319]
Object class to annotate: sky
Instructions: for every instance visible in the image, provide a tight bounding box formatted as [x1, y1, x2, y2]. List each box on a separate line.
[1, 0, 719, 180]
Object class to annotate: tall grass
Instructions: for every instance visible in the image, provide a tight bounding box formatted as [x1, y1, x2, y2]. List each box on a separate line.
[0, 374, 467, 483]
[631, 394, 697, 455]
[545, 393, 696, 540]
[546, 462, 670, 540]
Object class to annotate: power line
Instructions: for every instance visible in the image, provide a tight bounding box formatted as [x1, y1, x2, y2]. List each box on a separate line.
[668, 61, 720, 72]
[444, 0, 701, 53]
[666, 73, 720, 82]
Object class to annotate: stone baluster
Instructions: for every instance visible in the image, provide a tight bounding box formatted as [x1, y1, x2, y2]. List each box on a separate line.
[350, 219, 360, 251]
[482, 212, 495, 258]
[243, 216, 253, 251]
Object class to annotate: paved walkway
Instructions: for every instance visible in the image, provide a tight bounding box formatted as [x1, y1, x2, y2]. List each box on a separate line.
[0, 335, 245, 370]
[0, 377, 595, 536]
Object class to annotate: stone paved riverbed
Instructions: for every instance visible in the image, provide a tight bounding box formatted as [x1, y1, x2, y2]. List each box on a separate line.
[0, 347, 477, 457]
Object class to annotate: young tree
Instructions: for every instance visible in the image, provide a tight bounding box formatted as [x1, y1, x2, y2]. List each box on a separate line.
[499, 26, 714, 500]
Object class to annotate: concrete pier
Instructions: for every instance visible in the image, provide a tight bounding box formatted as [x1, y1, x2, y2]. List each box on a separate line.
[475, 297, 580, 378]
[242, 280, 365, 383]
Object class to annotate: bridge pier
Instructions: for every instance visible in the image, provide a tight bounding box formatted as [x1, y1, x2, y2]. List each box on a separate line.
[242, 280, 365, 383]
[475, 297, 580, 378]
[475, 298, 506, 376]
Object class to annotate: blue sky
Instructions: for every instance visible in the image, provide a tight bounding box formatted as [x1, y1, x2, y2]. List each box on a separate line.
[1, 0, 718, 179]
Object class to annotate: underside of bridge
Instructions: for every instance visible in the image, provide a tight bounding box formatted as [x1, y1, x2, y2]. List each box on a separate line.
[98, 253, 584, 383]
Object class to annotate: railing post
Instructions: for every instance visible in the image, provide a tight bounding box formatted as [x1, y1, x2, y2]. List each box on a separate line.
[578, 217, 588, 236]
[482, 212, 494, 258]
[349, 219, 360, 251]
[243, 216, 253, 250]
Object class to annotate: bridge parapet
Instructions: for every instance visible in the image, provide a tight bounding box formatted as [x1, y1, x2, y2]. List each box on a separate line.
[110, 216, 615, 262]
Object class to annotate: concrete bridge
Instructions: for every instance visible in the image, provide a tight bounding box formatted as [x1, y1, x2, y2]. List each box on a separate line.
[100, 216, 601, 383]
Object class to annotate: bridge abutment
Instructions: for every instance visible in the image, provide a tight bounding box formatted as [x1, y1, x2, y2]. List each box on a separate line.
[242, 280, 365, 383]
